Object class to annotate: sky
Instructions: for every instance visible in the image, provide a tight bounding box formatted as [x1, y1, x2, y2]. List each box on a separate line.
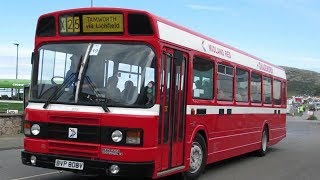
[0, 0, 319, 80]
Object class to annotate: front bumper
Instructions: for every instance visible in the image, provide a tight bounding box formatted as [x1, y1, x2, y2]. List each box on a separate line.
[21, 151, 154, 178]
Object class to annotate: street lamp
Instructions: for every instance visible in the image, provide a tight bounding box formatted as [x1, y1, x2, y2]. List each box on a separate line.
[13, 43, 19, 99]
[13, 43, 19, 79]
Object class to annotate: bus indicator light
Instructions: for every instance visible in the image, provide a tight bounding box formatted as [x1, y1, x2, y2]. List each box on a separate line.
[126, 130, 141, 145]
[24, 121, 31, 135]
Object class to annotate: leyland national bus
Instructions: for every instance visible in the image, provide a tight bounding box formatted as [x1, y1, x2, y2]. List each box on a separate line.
[22, 7, 287, 179]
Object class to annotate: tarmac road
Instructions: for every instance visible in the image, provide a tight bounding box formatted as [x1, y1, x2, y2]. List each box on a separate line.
[1, 117, 320, 180]
[200, 118, 320, 180]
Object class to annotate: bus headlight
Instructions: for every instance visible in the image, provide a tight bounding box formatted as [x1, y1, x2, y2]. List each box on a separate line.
[111, 130, 123, 142]
[126, 130, 141, 145]
[31, 124, 41, 136]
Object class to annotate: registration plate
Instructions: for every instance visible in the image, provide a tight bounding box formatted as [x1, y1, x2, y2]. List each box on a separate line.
[55, 159, 84, 170]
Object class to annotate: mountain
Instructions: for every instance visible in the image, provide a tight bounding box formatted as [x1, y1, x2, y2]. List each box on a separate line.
[280, 66, 320, 97]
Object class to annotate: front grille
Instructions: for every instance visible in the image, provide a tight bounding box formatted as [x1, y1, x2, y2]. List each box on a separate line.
[47, 123, 100, 143]
[48, 116, 100, 126]
[48, 140, 99, 158]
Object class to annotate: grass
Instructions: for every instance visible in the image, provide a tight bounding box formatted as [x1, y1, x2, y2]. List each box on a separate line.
[0, 102, 24, 113]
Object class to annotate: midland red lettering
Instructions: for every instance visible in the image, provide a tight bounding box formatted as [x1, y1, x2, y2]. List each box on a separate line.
[257, 62, 273, 74]
[208, 44, 231, 58]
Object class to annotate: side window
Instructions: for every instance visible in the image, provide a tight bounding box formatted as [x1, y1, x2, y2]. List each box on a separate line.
[236, 68, 249, 102]
[192, 57, 214, 99]
[251, 73, 262, 103]
[263, 77, 272, 104]
[217, 64, 234, 101]
[273, 80, 281, 105]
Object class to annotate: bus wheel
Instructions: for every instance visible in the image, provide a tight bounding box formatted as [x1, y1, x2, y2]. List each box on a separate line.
[256, 127, 268, 157]
[183, 134, 207, 180]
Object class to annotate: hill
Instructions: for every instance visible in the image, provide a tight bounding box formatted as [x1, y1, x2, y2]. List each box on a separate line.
[280, 66, 320, 96]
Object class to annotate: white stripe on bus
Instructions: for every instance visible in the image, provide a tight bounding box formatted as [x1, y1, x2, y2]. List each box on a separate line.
[27, 103, 285, 115]
[27, 102, 160, 115]
[186, 105, 286, 114]
[157, 21, 286, 79]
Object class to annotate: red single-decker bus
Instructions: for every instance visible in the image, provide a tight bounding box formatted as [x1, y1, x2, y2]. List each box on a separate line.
[22, 7, 287, 179]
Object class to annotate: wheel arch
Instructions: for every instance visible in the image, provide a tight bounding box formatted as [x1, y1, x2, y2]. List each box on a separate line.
[186, 124, 209, 161]
[262, 121, 270, 142]
[183, 125, 208, 179]
[189, 125, 209, 152]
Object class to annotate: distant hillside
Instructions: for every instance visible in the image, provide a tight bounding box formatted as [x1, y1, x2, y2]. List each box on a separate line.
[280, 66, 320, 96]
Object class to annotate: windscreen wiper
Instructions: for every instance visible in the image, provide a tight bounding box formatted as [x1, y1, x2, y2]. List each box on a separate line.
[83, 76, 110, 112]
[84, 76, 102, 97]
[100, 101, 110, 112]
[43, 73, 76, 109]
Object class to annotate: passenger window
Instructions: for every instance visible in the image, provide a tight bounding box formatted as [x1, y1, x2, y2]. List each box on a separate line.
[236, 68, 249, 102]
[217, 64, 234, 101]
[263, 77, 272, 104]
[251, 73, 262, 103]
[273, 80, 281, 105]
[192, 57, 214, 99]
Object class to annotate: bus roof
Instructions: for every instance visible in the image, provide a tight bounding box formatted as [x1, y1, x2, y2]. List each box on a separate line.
[38, 7, 286, 79]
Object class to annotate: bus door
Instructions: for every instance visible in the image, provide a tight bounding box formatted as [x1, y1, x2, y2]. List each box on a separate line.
[159, 48, 187, 172]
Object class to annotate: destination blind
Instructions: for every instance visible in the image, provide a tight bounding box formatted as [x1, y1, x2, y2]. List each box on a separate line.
[59, 14, 124, 34]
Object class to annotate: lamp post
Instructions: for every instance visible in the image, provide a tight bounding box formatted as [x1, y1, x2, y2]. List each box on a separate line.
[13, 43, 19, 79]
[13, 43, 19, 99]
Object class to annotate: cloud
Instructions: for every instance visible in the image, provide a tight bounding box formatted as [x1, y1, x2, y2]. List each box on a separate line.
[186, 4, 228, 12]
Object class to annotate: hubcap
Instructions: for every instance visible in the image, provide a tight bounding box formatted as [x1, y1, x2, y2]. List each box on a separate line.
[189, 142, 203, 174]
[262, 131, 267, 151]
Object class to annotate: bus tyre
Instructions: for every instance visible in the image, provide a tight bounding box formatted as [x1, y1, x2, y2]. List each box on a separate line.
[183, 134, 207, 180]
[256, 127, 268, 157]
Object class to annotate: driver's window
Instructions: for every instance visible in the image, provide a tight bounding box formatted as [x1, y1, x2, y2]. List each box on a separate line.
[38, 49, 55, 84]
[36, 49, 70, 99]
[38, 49, 68, 84]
